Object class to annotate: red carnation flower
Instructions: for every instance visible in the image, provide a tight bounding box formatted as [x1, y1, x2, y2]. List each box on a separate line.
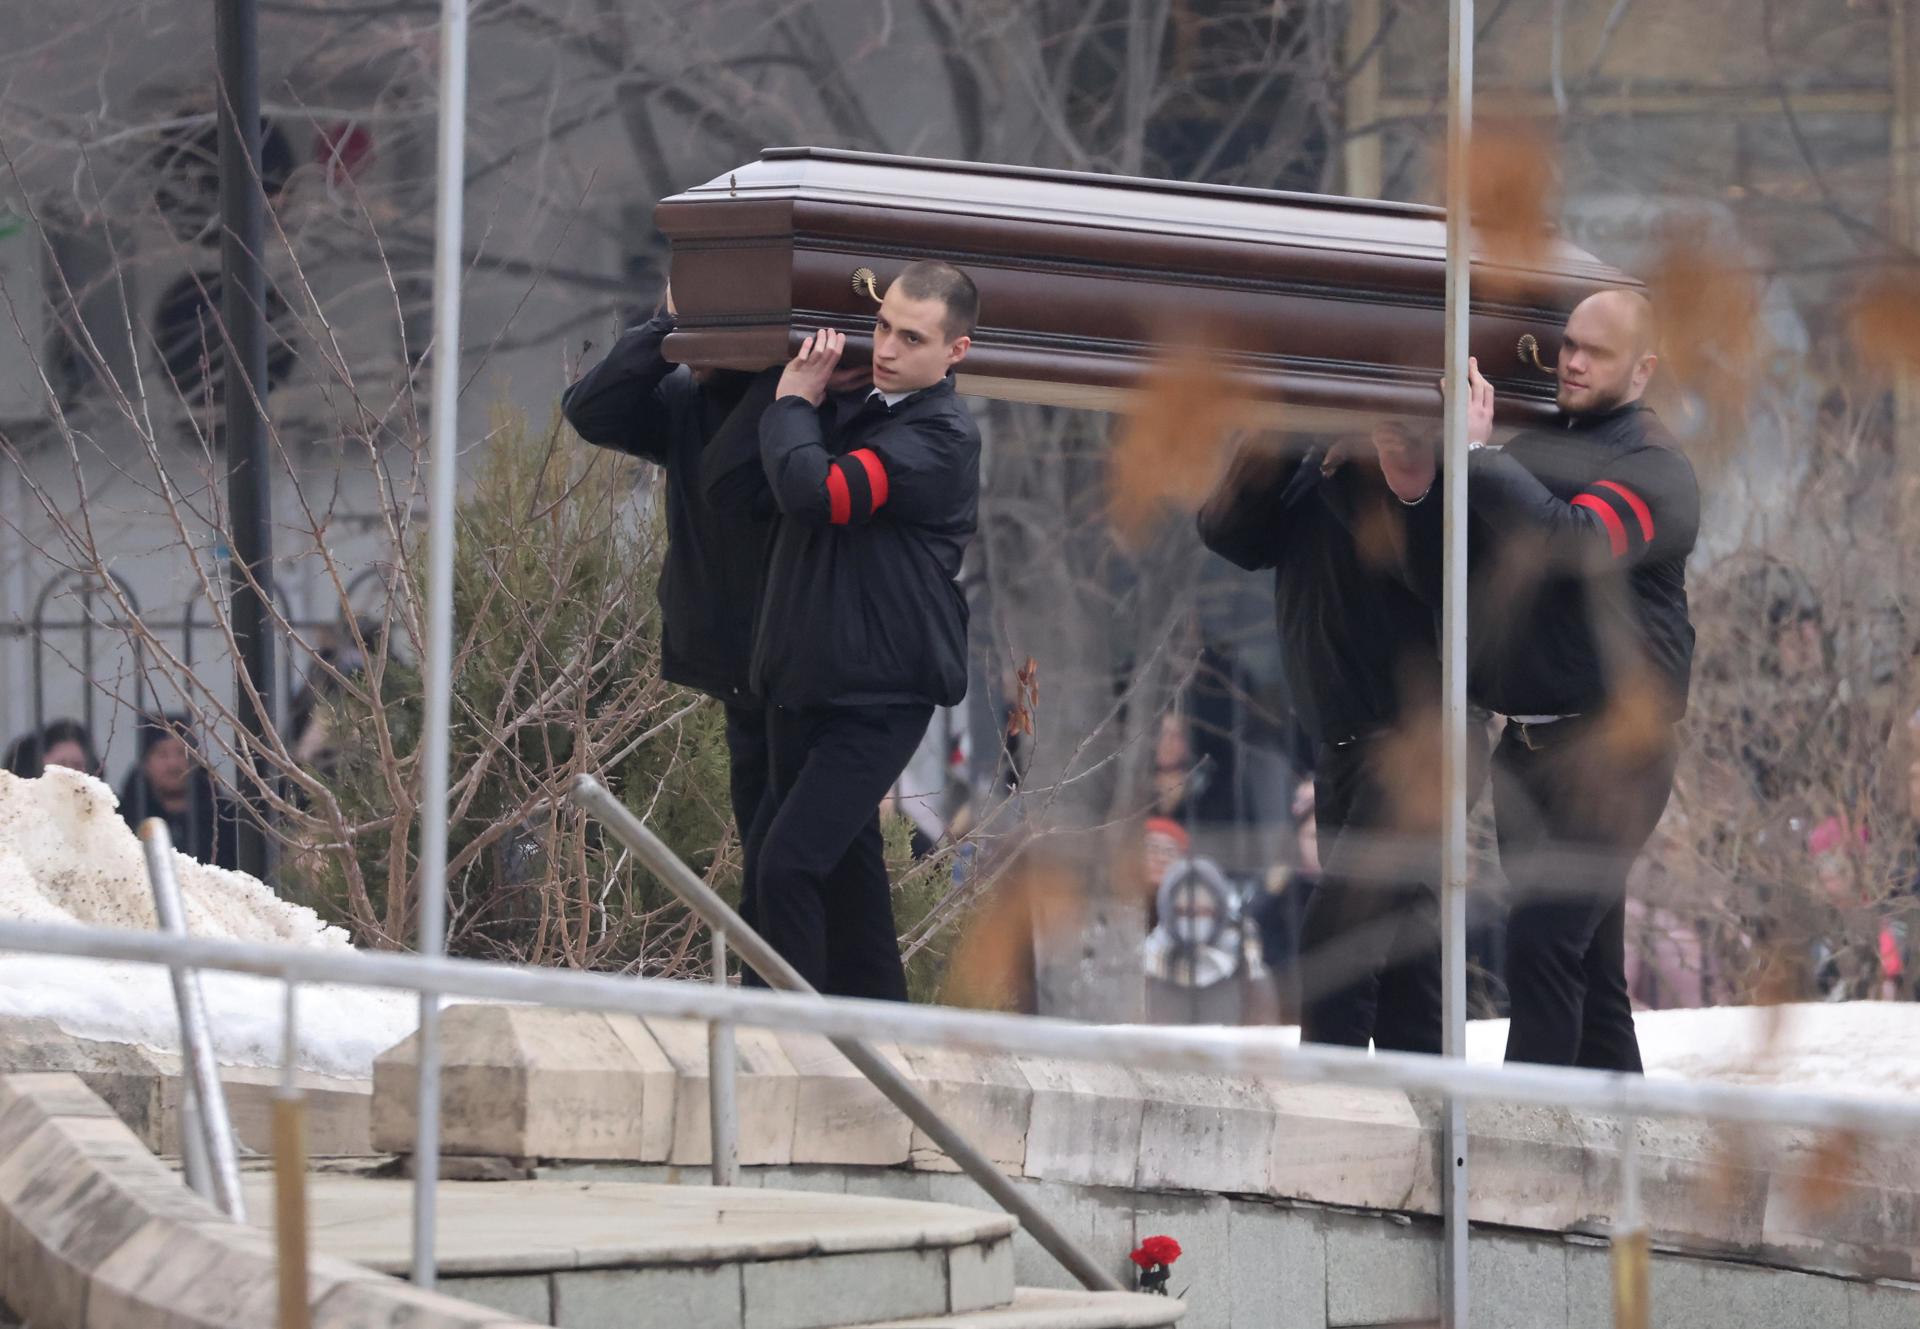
[1130, 1235, 1182, 1268]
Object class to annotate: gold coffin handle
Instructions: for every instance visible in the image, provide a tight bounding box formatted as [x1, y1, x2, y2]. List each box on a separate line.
[1517, 333, 1556, 375]
[851, 267, 882, 304]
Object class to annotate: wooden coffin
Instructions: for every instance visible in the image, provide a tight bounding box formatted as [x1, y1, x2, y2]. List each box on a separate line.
[656, 147, 1639, 427]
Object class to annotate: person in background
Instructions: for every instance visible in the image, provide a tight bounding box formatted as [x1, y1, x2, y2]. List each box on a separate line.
[888, 704, 972, 860]
[1140, 815, 1254, 1020]
[1908, 709, 1920, 993]
[5, 718, 102, 780]
[119, 715, 238, 870]
[1151, 711, 1200, 820]
[1247, 778, 1321, 1022]
[1805, 814, 1902, 1000]
[286, 619, 382, 780]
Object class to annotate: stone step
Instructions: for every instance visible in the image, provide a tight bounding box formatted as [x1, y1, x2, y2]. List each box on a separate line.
[246, 1175, 1020, 1329]
[862, 1288, 1184, 1328]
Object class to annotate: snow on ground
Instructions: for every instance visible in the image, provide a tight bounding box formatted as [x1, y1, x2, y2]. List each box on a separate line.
[1256, 1002, 1920, 1099]
[6, 766, 1919, 1091]
[1481, 1002, 1920, 1100]
[0, 955, 419, 1080]
[0, 767, 418, 1079]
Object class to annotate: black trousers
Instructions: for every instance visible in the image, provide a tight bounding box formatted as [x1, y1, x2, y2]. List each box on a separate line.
[741, 702, 932, 1000]
[726, 700, 772, 942]
[1495, 718, 1678, 1073]
[723, 701, 771, 846]
[1298, 734, 1446, 1055]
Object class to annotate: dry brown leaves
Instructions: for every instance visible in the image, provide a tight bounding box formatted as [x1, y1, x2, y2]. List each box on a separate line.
[1701, 945, 1801, 1213]
[1371, 703, 1444, 836]
[1006, 656, 1039, 739]
[1845, 268, 1920, 376]
[1789, 1129, 1864, 1218]
[1700, 1121, 1761, 1217]
[940, 854, 1083, 1011]
[1640, 229, 1766, 475]
[1709, 1124, 1868, 1226]
[1353, 485, 1407, 575]
[1594, 666, 1678, 767]
[1109, 340, 1254, 549]
[1468, 118, 1559, 293]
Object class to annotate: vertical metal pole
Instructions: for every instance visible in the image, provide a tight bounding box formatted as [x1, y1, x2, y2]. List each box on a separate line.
[178, 1082, 215, 1201]
[1, 459, 27, 746]
[708, 931, 739, 1186]
[412, 0, 468, 1292]
[213, 0, 275, 882]
[1441, 1, 1475, 1325]
[1612, 1118, 1649, 1329]
[140, 819, 247, 1221]
[275, 981, 312, 1329]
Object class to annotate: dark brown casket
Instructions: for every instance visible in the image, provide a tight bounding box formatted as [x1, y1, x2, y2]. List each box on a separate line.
[656, 148, 1639, 428]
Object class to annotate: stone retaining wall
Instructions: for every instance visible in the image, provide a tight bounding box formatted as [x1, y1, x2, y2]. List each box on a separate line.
[527, 1160, 1920, 1329]
[0, 1015, 372, 1156]
[374, 1006, 1920, 1287]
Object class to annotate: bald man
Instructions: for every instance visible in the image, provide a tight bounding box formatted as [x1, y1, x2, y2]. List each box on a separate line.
[1376, 289, 1699, 1072]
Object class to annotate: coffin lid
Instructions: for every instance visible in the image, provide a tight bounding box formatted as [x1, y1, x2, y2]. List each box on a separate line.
[657, 147, 1641, 427]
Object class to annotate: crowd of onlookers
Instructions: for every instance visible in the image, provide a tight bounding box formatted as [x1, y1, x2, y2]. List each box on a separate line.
[4, 714, 238, 870]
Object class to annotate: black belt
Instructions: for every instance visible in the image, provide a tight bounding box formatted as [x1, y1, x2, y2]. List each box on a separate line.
[1326, 724, 1393, 750]
[1328, 707, 1495, 750]
[1506, 714, 1585, 750]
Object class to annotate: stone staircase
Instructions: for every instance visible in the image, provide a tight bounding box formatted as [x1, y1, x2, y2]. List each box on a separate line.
[261, 1173, 1182, 1329]
[0, 1071, 1178, 1329]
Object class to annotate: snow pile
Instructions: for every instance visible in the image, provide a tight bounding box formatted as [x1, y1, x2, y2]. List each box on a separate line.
[1469, 1002, 1920, 1100]
[0, 767, 418, 1078]
[1255, 1004, 1920, 1100]
[0, 766, 349, 946]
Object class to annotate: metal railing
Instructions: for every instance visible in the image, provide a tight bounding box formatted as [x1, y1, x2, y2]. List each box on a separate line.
[39, 779, 1920, 1323]
[8, 914, 1918, 1134]
[568, 776, 1120, 1292]
[11, 913, 1920, 1312]
[139, 818, 245, 1221]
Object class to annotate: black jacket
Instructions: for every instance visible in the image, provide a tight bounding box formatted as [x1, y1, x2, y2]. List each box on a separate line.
[560, 314, 776, 702]
[1404, 401, 1699, 718]
[712, 378, 980, 709]
[120, 768, 238, 871]
[1198, 440, 1438, 746]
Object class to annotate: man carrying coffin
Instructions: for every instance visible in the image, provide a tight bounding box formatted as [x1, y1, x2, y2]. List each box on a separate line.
[1379, 290, 1699, 1072]
[717, 261, 983, 999]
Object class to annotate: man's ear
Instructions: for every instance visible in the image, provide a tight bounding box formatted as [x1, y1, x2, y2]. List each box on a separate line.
[946, 334, 971, 369]
[1634, 351, 1659, 393]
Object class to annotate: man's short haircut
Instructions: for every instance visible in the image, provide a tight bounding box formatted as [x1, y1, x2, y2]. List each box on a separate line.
[1589, 287, 1657, 360]
[893, 260, 979, 342]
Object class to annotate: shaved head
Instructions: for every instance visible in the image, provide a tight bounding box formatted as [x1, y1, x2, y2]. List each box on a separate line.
[1579, 289, 1657, 358]
[1558, 288, 1659, 416]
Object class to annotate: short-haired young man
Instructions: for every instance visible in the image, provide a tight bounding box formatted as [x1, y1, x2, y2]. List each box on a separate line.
[743, 260, 982, 998]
